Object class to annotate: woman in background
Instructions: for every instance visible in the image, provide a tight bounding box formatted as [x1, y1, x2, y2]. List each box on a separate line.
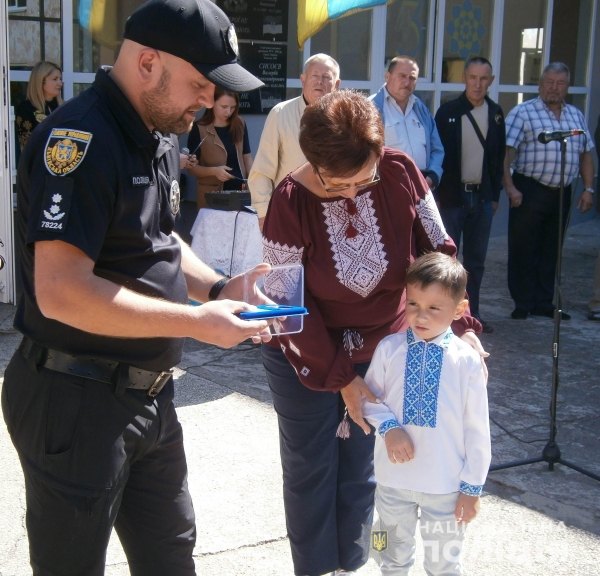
[15, 61, 63, 151]
[187, 87, 253, 210]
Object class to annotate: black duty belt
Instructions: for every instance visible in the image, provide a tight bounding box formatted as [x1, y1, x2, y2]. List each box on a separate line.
[462, 183, 481, 192]
[18, 337, 173, 397]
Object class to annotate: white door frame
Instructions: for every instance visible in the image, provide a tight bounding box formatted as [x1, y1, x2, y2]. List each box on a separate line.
[0, 0, 16, 305]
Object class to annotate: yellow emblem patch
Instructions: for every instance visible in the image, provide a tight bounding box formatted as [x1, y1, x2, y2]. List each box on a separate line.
[44, 128, 93, 176]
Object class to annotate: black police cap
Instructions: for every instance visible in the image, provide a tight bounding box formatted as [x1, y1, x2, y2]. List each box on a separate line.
[124, 0, 264, 92]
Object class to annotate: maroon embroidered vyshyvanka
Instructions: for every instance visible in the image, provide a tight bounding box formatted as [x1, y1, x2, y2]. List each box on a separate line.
[262, 148, 481, 392]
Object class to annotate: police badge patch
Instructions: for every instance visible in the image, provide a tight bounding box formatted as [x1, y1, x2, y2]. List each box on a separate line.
[44, 128, 93, 176]
[170, 180, 181, 215]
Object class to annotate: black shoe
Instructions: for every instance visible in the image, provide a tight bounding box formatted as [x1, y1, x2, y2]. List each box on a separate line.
[478, 319, 494, 333]
[531, 308, 571, 320]
[511, 308, 528, 319]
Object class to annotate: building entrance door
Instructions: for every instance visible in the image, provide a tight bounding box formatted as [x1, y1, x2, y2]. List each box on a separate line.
[0, 0, 16, 305]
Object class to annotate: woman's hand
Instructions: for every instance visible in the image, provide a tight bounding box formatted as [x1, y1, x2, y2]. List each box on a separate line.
[340, 375, 379, 435]
[179, 154, 198, 170]
[212, 166, 234, 182]
[460, 331, 489, 382]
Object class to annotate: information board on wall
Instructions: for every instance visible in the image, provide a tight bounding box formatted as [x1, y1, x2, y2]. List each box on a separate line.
[217, 0, 288, 114]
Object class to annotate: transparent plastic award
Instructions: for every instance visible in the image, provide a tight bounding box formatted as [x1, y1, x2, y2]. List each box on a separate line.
[243, 264, 306, 335]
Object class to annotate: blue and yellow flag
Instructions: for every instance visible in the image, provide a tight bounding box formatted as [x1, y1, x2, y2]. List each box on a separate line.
[78, 0, 120, 49]
[298, 0, 388, 49]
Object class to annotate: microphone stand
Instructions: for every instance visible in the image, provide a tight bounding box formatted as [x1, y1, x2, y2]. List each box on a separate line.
[489, 137, 600, 482]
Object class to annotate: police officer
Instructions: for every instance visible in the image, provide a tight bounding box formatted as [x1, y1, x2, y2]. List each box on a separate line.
[1, 0, 271, 574]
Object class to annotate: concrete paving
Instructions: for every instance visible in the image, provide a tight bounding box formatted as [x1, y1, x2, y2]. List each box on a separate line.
[1, 219, 600, 575]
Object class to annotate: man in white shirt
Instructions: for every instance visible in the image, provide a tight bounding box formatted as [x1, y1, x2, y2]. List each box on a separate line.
[249, 54, 340, 228]
[370, 56, 444, 191]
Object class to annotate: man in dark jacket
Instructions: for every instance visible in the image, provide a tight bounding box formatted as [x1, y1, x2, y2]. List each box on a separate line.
[434, 57, 505, 333]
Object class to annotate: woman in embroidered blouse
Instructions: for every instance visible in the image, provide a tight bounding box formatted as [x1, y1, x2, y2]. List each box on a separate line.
[15, 61, 63, 152]
[186, 87, 253, 210]
[260, 90, 485, 576]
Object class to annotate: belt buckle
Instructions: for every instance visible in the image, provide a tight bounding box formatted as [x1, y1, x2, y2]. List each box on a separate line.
[147, 370, 173, 397]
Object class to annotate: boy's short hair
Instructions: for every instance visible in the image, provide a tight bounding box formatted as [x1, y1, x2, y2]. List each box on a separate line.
[405, 253, 467, 302]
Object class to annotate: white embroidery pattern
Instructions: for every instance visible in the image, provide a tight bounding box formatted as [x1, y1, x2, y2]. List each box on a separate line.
[300, 367, 310, 376]
[289, 341, 301, 357]
[415, 192, 449, 249]
[262, 239, 304, 300]
[322, 192, 388, 298]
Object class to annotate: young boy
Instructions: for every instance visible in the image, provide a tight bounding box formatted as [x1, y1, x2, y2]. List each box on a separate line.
[363, 252, 491, 575]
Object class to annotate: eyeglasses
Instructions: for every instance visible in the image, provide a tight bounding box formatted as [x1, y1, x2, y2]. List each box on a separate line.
[315, 164, 380, 194]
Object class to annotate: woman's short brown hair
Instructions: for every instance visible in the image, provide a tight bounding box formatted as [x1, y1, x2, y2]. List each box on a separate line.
[299, 90, 384, 178]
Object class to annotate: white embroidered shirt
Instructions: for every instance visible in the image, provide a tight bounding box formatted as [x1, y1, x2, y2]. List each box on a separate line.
[363, 328, 491, 495]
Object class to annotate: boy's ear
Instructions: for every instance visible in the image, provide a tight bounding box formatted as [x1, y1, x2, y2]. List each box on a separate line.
[454, 298, 469, 320]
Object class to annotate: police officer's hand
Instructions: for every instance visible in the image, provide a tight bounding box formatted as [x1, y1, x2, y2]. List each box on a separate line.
[213, 166, 235, 181]
[194, 299, 273, 347]
[220, 263, 272, 305]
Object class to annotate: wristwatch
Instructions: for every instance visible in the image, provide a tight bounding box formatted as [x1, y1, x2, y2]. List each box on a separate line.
[584, 187, 595, 194]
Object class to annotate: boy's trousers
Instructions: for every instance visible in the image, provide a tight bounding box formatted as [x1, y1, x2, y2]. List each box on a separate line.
[375, 484, 467, 576]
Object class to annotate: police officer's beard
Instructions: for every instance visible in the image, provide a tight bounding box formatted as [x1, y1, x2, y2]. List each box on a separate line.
[141, 68, 192, 135]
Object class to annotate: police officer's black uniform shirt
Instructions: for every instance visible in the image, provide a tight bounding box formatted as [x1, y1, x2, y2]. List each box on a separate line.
[14, 67, 188, 371]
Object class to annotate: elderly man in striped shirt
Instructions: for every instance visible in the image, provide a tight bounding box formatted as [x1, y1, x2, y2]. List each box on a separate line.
[503, 62, 595, 321]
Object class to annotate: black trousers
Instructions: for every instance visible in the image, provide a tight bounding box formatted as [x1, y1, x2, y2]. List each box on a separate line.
[1, 350, 196, 576]
[507, 173, 572, 313]
[262, 344, 375, 576]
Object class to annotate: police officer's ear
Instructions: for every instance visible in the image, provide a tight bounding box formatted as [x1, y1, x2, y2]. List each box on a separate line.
[137, 47, 162, 83]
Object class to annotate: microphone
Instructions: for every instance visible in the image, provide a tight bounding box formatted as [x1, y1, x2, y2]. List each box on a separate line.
[538, 129, 585, 144]
[180, 147, 190, 155]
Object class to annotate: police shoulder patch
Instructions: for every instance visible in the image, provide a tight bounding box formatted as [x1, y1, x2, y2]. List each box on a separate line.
[44, 128, 93, 177]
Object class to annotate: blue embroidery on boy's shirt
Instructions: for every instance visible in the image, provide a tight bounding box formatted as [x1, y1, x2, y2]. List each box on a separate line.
[459, 481, 483, 496]
[378, 419, 402, 438]
[402, 328, 453, 428]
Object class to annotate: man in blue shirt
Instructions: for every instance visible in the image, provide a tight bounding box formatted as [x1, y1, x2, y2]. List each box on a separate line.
[370, 56, 444, 191]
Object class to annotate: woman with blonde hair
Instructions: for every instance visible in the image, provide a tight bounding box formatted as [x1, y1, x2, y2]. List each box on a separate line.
[15, 61, 63, 151]
[186, 86, 253, 209]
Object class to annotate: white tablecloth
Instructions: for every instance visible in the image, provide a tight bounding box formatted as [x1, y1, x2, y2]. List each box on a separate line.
[190, 208, 263, 277]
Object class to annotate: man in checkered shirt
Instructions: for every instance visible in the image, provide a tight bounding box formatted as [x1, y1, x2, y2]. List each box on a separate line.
[503, 62, 595, 321]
